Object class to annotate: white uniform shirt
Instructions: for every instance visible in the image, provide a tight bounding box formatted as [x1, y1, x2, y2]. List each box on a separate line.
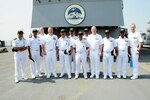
[103, 37, 117, 52]
[28, 37, 41, 51]
[87, 33, 103, 50]
[83, 35, 88, 40]
[57, 37, 72, 51]
[12, 38, 28, 53]
[37, 34, 47, 44]
[69, 35, 78, 47]
[74, 39, 89, 53]
[43, 34, 58, 51]
[128, 32, 143, 52]
[116, 37, 131, 51]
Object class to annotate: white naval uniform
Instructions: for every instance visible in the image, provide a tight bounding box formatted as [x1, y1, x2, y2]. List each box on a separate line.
[28, 37, 42, 78]
[12, 38, 27, 82]
[68, 35, 78, 73]
[103, 37, 117, 78]
[83, 35, 90, 72]
[43, 34, 58, 77]
[74, 39, 89, 78]
[57, 37, 72, 77]
[37, 34, 47, 73]
[128, 32, 143, 77]
[83, 35, 88, 40]
[38, 34, 47, 42]
[116, 37, 131, 77]
[87, 33, 103, 78]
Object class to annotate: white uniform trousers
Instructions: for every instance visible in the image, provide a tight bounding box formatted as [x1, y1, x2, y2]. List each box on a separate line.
[69, 50, 76, 73]
[87, 54, 91, 73]
[30, 50, 41, 77]
[75, 52, 87, 76]
[116, 51, 128, 76]
[81, 50, 90, 73]
[131, 51, 139, 77]
[14, 52, 26, 81]
[40, 56, 45, 74]
[90, 50, 100, 77]
[45, 50, 57, 76]
[59, 51, 71, 76]
[103, 52, 113, 77]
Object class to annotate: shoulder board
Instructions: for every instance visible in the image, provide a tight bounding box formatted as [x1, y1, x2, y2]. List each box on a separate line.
[111, 37, 114, 40]
[83, 38, 87, 40]
[13, 38, 17, 40]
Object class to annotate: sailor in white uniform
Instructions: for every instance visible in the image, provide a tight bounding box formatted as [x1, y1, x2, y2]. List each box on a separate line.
[87, 26, 103, 79]
[37, 27, 47, 75]
[57, 29, 73, 79]
[83, 28, 91, 73]
[68, 28, 78, 74]
[116, 29, 131, 79]
[12, 31, 28, 83]
[74, 31, 88, 79]
[102, 30, 117, 79]
[28, 29, 43, 79]
[128, 24, 143, 80]
[42, 27, 58, 78]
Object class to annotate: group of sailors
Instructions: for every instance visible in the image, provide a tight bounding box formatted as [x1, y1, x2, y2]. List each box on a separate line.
[12, 24, 143, 83]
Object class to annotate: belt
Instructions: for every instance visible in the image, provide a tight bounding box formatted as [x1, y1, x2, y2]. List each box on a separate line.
[60, 50, 65, 52]
[103, 51, 111, 53]
[46, 49, 55, 51]
[31, 49, 39, 51]
[76, 51, 85, 54]
[15, 51, 25, 53]
[16, 51, 24, 53]
[90, 49, 99, 51]
[119, 50, 126, 52]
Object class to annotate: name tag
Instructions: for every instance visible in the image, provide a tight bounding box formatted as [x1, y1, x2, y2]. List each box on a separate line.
[53, 38, 56, 40]
[95, 38, 98, 40]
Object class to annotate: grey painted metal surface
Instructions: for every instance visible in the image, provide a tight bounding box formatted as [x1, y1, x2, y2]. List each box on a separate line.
[31, 0, 124, 28]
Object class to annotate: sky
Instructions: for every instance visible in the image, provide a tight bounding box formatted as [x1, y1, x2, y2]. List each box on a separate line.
[0, 0, 150, 41]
